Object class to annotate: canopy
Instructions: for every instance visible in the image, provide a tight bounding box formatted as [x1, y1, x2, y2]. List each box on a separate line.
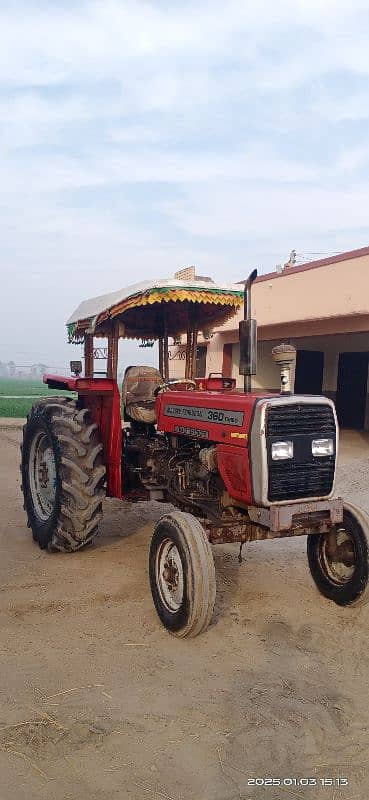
[67, 277, 243, 343]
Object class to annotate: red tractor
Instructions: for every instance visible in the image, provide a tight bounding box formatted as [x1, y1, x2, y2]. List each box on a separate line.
[21, 271, 369, 636]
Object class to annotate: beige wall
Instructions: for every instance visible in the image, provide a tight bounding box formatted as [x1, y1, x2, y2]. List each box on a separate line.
[168, 345, 187, 380]
[167, 252, 369, 425]
[189, 253, 369, 384]
[218, 253, 369, 333]
[230, 341, 279, 390]
[169, 252, 369, 377]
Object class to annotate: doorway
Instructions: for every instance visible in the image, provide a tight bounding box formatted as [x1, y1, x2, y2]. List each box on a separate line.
[336, 352, 369, 429]
[295, 350, 324, 395]
[196, 346, 207, 378]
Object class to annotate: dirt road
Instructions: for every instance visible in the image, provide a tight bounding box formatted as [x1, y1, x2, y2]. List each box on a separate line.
[1, 427, 369, 800]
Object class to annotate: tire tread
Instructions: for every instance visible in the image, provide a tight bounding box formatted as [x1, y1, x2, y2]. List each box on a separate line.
[150, 511, 216, 637]
[21, 397, 106, 552]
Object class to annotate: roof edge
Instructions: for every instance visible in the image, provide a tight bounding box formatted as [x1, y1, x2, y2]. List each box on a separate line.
[243, 244, 369, 285]
[212, 309, 369, 334]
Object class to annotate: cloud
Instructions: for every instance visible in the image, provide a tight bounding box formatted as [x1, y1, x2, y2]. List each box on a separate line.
[0, 0, 368, 92]
[1, 0, 369, 366]
[160, 182, 369, 239]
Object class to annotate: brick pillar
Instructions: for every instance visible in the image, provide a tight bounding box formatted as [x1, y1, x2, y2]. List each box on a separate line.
[174, 266, 196, 281]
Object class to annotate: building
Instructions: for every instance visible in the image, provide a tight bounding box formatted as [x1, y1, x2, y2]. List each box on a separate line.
[169, 246, 369, 430]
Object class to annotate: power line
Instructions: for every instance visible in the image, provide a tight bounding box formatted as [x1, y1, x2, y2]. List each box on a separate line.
[296, 251, 344, 260]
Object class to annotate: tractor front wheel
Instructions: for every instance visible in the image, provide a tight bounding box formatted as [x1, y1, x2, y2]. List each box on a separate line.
[307, 502, 369, 606]
[149, 511, 216, 637]
[21, 397, 106, 552]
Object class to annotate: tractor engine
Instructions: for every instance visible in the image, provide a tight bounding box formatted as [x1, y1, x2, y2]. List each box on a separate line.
[123, 428, 225, 513]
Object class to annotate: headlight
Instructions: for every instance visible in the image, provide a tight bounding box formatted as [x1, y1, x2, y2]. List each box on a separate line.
[271, 441, 294, 460]
[312, 438, 334, 457]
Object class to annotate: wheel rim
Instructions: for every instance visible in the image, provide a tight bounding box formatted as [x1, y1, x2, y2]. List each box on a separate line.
[319, 528, 356, 585]
[29, 432, 57, 521]
[156, 538, 184, 612]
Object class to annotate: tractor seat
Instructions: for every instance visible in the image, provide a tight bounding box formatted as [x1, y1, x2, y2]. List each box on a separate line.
[122, 365, 163, 424]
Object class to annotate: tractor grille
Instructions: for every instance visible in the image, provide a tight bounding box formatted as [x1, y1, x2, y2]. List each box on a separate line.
[266, 403, 336, 502]
[268, 461, 335, 502]
[266, 403, 336, 437]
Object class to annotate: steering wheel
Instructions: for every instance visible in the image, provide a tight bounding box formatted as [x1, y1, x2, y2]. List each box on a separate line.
[154, 378, 197, 397]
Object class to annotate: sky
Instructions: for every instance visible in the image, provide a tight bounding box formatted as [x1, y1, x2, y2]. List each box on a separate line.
[1, 0, 369, 370]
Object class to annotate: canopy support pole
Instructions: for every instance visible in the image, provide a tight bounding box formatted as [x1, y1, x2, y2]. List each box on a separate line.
[84, 334, 94, 378]
[185, 306, 198, 380]
[158, 311, 169, 380]
[185, 321, 191, 380]
[158, 337, 164, 377]
[163, 317, 169, 381]
[107, 321, 119, 380]
[191, 320, 199, 380]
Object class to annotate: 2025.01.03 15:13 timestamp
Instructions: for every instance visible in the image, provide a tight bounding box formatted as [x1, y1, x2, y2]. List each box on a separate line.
[247, 777, 349, 788]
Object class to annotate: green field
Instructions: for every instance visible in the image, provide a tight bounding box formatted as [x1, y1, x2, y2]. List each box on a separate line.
[0, 378, 74, 418]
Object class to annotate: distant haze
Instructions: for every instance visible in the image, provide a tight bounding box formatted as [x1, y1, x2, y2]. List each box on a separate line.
[1, 0, 369, 371]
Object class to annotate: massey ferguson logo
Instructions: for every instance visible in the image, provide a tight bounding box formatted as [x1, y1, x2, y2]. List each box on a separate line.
[174, 425, 209, 439]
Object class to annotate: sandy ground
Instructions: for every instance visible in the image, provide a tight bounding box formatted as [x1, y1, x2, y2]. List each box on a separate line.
[1, 426, 369, 800]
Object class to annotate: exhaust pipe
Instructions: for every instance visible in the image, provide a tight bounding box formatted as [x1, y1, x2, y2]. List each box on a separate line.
[239, 269, 258, 393]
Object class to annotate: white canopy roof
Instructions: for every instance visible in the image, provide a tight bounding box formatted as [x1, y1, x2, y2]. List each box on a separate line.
[67, 277, 242, 326]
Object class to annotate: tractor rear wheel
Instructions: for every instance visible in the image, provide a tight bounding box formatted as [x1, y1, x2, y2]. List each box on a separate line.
[21, 397, 106, 552]
[149, 511, 216, 637]
[307, 502, 369, 606]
